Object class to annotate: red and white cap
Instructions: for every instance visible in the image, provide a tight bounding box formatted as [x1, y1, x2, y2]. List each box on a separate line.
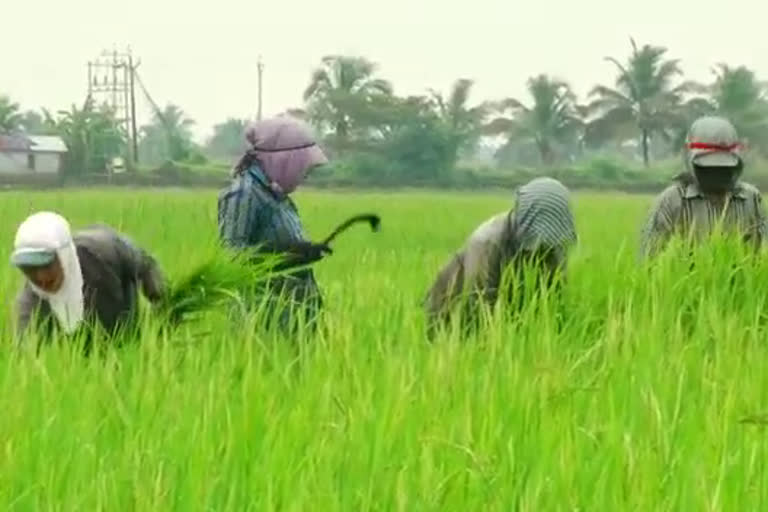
[686, 116, 742, 167]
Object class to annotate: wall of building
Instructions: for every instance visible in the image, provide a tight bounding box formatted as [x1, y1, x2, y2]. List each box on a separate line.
[0, 152, 28, 173]
[34, 154, 61, 173]
[0, 152, 61, 174]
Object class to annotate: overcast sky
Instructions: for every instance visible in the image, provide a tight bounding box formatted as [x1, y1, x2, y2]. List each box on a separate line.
[3, 0, 767, 142]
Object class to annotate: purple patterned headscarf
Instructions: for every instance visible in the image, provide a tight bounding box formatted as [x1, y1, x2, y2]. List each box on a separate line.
[235, 116, 328, 195]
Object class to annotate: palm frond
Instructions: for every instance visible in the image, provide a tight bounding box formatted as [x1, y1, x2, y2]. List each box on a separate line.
[604, 56, 635, 95]
[588, 85, 632, 104]
[677, 80, 709, 96]
[483, 117, 517, 135]
[304, 69, 331, 101]
[656, 60, 684, 86]
[496, 97, 529, 113]
[448, 79, 474, 111]
[365, 78, 394, 96]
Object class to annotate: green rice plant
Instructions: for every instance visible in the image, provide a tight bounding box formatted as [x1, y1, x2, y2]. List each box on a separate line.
[0, 187, 767, 510]
[155, 247, 278, 328]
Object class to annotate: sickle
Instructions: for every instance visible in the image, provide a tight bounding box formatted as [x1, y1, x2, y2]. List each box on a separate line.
[321, 214, 381, 246]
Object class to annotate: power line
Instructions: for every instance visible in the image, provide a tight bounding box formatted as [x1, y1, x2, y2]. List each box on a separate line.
[133, 67, 185, 161]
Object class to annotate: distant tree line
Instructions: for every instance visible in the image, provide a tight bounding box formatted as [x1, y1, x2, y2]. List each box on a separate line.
[2, 38, 767, 182]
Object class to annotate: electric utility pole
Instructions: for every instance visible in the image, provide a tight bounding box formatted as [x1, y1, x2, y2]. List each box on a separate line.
[257, 55, 264, 120]
[87, 46, 141, 168]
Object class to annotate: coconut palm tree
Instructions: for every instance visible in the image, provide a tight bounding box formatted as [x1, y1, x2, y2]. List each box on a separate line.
[428, 78, 490, 156]
[140, 104, 195, 162]
[206, 118, 249, 161]
[303, 55, 393, 147]
[486, 74, 584, 165]
[587, 38, 692, 166]
[707, 64, 768, 153]
[20, 110, 46, 134]
[0, 95, 22, 133]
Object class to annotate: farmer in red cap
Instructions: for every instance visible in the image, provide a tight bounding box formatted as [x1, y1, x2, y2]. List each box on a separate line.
[639, 116, 768, 259]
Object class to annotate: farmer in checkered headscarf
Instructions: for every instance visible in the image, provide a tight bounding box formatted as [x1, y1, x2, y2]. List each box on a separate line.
[423, 177, 577, 338]
[639, 116, 768, 259]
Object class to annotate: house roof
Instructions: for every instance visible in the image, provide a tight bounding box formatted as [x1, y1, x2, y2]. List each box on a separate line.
[0, 134, 67, 153]
[28, 135, 67, 153]
[0, 134, 31, 152]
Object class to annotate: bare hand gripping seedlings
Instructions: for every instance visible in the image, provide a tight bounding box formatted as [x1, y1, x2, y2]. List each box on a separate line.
[255, 214, 382, 271]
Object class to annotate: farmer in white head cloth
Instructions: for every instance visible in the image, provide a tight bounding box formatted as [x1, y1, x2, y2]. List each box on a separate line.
[11, 211, 167, 353]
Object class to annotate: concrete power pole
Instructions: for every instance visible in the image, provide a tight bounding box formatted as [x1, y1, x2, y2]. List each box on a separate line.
[257, 55, 264, 120]
[128, 53, 140, 166]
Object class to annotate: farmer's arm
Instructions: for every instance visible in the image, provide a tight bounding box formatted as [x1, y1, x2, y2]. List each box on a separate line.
[424, 252, 465, 324]
[15, 284, 47, 347]
[639, 186, 681, 261]
[463, 238, 502, 304]
[257, 240, 330, 270]
[114, 234, 167, 303]
[219, 185, 328, 269]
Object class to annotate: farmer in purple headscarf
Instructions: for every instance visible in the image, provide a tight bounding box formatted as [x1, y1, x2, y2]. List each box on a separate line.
[218, 116, 330, 333]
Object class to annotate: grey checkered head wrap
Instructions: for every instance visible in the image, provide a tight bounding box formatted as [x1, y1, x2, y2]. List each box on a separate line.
[510, 177, 577, 251]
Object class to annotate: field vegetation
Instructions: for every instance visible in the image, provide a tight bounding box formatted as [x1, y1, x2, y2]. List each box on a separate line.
[2, 188, 768, 509]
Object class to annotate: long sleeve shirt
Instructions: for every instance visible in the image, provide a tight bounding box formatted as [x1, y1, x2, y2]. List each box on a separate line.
[639, 180, 768, 260]
[217, 164, 321, 321]
[16, 225, 166, 341]
[217, 165, 307, 250]
[424, 211, 569, 335]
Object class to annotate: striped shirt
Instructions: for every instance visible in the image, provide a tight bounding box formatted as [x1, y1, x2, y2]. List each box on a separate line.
[217, 164, 322, 332]
[217, 165, 307, 250]
[639, 180, 768, 259]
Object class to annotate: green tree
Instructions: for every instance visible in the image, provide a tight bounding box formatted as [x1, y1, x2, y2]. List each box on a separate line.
[330, 95, 460, 182]
[707, 64, 768, 154]
[20, 110, 46, 133]
[428, 78, 489, 157]
[486, 74, 583, 165]
[206, 118, 248, 161]
[281, 108, 308, 120]
[587, 38, 691, 166]
[383, 96, 458, 180]
[0, 95, 22, 133]
[139, 104, 195, 164]
[303, 55, 393, 149]
[667, 97, 715, 154]
[44, 99, 126, 176]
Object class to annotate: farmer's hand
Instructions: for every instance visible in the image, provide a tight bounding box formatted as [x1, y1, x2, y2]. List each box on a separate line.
[302, 242, 333, 261]
[274, 241, 333, 267]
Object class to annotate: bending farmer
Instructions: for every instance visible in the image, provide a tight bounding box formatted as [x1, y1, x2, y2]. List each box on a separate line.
[424, 177, 577, 339]
[12, 212, 167, 352]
